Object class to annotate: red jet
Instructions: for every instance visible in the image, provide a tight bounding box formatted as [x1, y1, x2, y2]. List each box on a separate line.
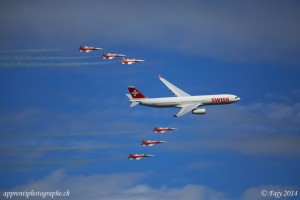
[121, 58, 145, 65]
[153, 127, 177, 133]
[102, 52, 126, 60]
[141, 139, 166, 146]
[128, 153, 154, 160]
[79, 45, 102, 53]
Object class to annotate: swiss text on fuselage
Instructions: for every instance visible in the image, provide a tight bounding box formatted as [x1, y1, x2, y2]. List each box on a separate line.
[211, 97, 230, 103]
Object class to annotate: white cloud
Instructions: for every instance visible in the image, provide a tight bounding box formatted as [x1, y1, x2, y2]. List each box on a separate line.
[168, 136, 300, 156]
[4, 170, 228, 200]
[3, 170, 299, 200]
[166, 101, 300, 156]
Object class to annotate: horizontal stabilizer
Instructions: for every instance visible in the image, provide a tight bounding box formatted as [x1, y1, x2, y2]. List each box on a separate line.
[130, 101, 140, 107]
[126, 94, 132, 100]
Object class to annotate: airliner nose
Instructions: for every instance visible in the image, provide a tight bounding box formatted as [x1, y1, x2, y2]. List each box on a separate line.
[235, 96, 240, 101]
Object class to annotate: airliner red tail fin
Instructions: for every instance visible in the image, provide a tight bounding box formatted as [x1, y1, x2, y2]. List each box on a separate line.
[128, 86, 146, 99]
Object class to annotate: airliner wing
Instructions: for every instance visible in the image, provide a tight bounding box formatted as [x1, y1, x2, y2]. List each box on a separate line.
[158, 75, 190, 97]
[175, 103, 201, 117]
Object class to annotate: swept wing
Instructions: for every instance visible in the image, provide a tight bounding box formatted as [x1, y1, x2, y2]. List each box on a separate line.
[175, 103, 202, 117]
[159, 75, 201, 117]
[158, 75, 190, 97]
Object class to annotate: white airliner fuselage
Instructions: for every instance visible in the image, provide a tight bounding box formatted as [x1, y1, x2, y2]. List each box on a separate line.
[136, 95, 238, 108]
[126, 76, 240, 117]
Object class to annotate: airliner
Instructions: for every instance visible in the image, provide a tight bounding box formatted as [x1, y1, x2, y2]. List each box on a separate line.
[126, 75, 240, 117]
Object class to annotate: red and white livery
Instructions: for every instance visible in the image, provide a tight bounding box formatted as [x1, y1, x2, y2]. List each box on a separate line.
[79, 45, 102, 53]
[102, 52, 126, 59]
[141, 139, 166, 146]
[153, 127, 177, 133]
[121, 58, 145, 65]
[128, 153, 154, 160]
[126, 75, 240, 117]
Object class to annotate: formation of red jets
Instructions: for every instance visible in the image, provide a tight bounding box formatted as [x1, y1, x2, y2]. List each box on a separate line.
[79, 45, 175, 160]
[79, 45, 144, 64]
[128, 126, 177, 160]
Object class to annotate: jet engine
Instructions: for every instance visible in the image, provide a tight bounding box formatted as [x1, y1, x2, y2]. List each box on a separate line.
[192, 108, 206, 115]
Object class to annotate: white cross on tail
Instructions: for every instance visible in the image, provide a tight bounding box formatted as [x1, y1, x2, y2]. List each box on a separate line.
[131, 90, 139, 97]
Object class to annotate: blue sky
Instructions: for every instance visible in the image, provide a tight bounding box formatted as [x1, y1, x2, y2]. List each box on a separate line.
[0, 1, 300, 199]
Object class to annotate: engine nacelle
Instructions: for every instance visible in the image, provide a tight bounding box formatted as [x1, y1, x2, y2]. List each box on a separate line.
[192, 108, 206, 115]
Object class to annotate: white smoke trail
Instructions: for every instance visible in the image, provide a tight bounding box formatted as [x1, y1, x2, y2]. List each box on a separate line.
[0, 144, 131, 154]
[1, 131, 133, 139]
[0, 56, 95, 61]
[0, 61, 119, 68]
[0, 157, 125, 170]
[0, 49, 63, 53]
[0, 48, 120, 67]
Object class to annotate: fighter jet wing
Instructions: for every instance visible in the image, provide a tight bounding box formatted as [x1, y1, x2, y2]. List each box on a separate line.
[175, 103, 201, 117]
[158, 75, 190, 97]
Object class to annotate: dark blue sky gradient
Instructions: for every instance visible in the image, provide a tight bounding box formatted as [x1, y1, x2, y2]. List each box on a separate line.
[0, 1, 300, 200]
